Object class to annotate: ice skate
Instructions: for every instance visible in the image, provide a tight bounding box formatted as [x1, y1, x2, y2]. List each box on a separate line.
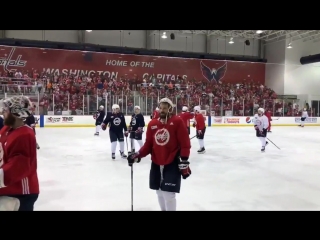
[112, 153, 115, 160]
[36, 143, 40, 150]
[120, 150, 127, 158]
[197, 147, 205, 154]
[94, 132, 99, 136]
[261, 146, 265, 152]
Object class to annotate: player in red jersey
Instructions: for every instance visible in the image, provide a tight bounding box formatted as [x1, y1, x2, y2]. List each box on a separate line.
[178, 106, 194, 135]
[0, 96, 39, 211]
[265, 110, 272, 132]
[150, 107, 160, 119]
[193, 106, 206, 153]
[127, 98, 191, 211]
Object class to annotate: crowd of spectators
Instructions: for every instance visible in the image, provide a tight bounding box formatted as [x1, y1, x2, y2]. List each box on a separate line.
[0, 69, 309, 117]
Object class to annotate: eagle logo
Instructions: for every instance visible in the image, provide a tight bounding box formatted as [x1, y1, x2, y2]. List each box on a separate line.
[200, 61, 227, 84]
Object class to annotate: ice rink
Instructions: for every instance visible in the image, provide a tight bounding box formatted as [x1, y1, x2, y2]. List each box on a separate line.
[35, 126, 320, 210]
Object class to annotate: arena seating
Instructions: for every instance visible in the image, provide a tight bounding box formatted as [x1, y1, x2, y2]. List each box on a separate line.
[0, 69, 307, 117]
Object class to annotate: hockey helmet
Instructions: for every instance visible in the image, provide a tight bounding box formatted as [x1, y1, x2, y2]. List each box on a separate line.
[0, 95, 34, 119]
[159, 98, 175, 109]
[155, 107, 159, 111]
[99, 105, 104, 109]
[182, 106, 188, 112]
[303, 108, 306, 111]
[258, 108, 264, 113]
[194, 106, 201, 112]
[112, 104, 120, 109]
[134, 106, 140, 110]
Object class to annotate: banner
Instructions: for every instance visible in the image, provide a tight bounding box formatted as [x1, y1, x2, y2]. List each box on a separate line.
[224, 117, 240, 124]
[294, 117, 317, 123]
[0, 45, 266, 84]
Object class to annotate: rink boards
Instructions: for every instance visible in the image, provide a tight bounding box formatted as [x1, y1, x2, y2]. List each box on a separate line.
[34, 115, 320, 127]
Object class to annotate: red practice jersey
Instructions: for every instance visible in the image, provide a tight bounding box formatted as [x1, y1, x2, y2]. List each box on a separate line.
[265, 111, 272, 121]
[152, 110, 160, 119]
[194, 113, 205, 131]
[139, 116, 191, 165]
[0, 125, 39, 196]
[178, 111, 194, 127]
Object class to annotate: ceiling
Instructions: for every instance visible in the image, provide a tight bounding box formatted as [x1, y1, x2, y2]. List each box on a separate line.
[150, 30, 320, 44]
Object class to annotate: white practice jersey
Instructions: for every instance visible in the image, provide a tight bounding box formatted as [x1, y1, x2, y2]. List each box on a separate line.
[253, 114, 269, 131]
[301, 111, 308, 118]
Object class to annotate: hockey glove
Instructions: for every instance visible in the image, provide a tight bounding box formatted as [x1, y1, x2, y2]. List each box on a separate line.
[254, 125, 259, 130]
[101, 123, 107, 131]
[124, 131, 129, 137]
[260, 129, 266, 137]
[135, 127, 143, 133]
[192, 122, 196, 128]
[127, 152, 141, 166]
[178, 158, 191, 179]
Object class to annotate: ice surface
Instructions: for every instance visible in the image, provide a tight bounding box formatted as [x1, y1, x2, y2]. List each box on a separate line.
[35, 126, 320, 210]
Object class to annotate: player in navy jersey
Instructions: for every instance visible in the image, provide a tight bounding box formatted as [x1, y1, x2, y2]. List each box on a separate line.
[93, 105, 105, 136]
[101, 104, 128, 160]
[129, 106, 145, 153]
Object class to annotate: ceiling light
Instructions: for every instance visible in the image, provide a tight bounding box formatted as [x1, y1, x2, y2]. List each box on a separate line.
[287, 43, 292, 49]
[86, 30, 92, 32]
[161, 32, 167, 39]
[229, 38, 234, 44]
[256, 30, 263, 34]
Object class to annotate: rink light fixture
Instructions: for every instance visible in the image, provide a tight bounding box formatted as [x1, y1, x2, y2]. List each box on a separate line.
[287, 43, 292, 48]
[161, 32, 167, 39]
[86, 30, 92, 32]
[256, 30, 263, 34]
[229, 37, 234, 44]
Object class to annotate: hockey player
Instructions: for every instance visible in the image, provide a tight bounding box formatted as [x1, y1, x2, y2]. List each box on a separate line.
[253, 108, 269, 152]
[0, 96, 39, 211]
[265, 109, 272, 132]
[93, 105, 105, 136]
[178, 106, 194, 135]
[101, 104, 128, 159]
[127, 98, 191, 211]
[193, 106, 206, 153]
[150, 107, 160, 119]
[25, 112, 40, 149]
[299, 108, 309, 127]
[129, 106, 145, 153]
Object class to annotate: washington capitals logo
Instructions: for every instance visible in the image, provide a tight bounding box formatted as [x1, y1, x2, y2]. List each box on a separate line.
[200, 61, 227, 83]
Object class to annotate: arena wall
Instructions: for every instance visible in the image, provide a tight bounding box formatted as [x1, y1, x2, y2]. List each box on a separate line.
[34, 115, 320, 127]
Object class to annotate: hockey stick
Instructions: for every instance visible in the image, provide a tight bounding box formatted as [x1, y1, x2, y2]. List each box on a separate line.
[190, 135, 196, 140]
[267, 137, 280, 150]
[125, 137, 134, 211]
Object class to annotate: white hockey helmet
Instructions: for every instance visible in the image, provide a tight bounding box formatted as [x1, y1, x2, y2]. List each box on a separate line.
[99, 105, 104, 109]
[0, 96, 34, 119]
[155, 107, 159, 111]
[112, 104, 120, 109]
[159, 98, 175, 109]
[303, 108, 306, 111]
[258, 108, 264, 113]
[182, 106, 188, 111]
[194, 106, 201, 112]
[134, 106, 140, 110]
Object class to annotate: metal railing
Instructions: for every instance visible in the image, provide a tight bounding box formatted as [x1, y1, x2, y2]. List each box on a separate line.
[1, 90, 306, 117]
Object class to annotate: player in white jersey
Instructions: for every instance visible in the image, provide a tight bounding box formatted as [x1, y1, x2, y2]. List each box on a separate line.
[299, 108, 309, 127]
[253, 108, 269, 152]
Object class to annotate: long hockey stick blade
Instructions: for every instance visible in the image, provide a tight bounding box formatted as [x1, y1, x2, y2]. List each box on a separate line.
[267, 137, 280, 150]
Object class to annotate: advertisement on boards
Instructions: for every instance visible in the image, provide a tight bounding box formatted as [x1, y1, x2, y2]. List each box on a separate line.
[213, 117, 223, 123]
[46, 117, 61, 123]
[0, 45, 266, 84]
[294, 117, 317, 123]
[224, 118, 240, 124]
